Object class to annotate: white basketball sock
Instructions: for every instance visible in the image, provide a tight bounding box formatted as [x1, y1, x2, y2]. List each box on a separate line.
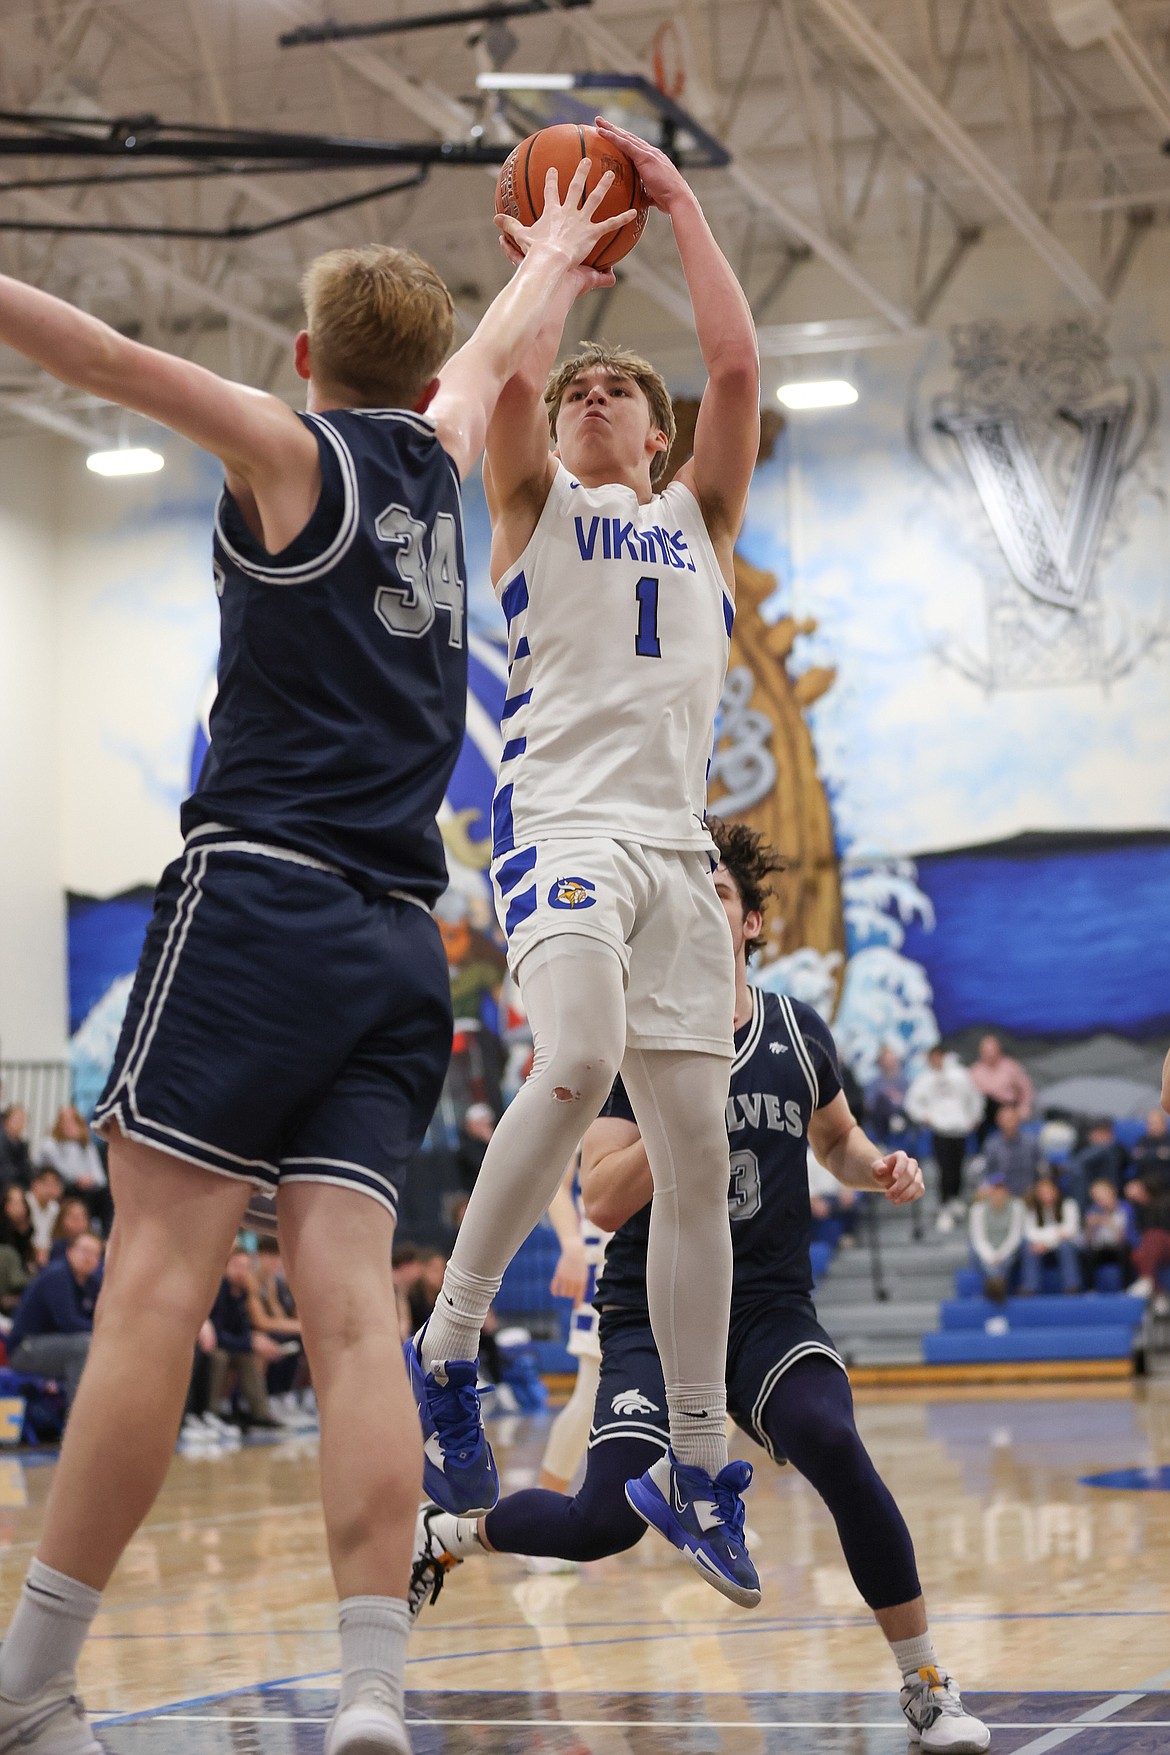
[891, 1630, 940, 1684]
[0, 1558, 101, 1700]
[337, 1595, 410, 1713]
[430, 1512, 484, 1560]
[667, 1384, 730, 1476]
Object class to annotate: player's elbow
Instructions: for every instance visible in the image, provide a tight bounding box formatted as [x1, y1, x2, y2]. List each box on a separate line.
[708, 348, 759, 396]
[580, 1174, 626, 1234]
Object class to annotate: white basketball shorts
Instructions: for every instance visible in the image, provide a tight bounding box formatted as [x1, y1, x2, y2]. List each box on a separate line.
[490, 837, 735, 1057]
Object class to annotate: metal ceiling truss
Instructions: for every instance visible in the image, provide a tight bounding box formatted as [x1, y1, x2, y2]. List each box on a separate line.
[4, 0, 1170, 445]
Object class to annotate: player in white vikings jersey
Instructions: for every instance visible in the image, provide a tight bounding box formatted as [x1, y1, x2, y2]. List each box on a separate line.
[409, 116, 763, 1607]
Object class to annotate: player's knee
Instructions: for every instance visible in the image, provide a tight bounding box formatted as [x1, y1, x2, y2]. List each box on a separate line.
[571, 1504, 646, 1561]
[544, 1046, 621, 1111]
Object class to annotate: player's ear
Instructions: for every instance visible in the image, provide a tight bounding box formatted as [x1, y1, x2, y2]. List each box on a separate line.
[649, 425, 669, 458]
[744, 908, 763, 944]
[413, 376, 441, 415]
[293, 330, 312, 383]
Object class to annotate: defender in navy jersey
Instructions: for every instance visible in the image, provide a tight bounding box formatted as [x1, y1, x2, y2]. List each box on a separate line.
[412, 822, 991, 1755]
[0, 165, 636, 1755]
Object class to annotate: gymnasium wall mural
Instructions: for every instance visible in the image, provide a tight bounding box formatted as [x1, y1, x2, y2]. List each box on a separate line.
[63, 315, 1170, 1112]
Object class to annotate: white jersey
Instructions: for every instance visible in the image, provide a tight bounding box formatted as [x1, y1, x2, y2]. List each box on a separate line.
[490, 463, 734, 858]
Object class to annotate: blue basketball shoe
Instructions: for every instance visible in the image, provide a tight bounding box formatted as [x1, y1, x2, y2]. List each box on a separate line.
[624, 1452, 760, 1607]
[403, 1334, 499, 1516]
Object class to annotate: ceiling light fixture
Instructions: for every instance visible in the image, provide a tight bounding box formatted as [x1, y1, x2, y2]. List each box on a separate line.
[86, 446, 164, 476]
[776, 379, 859, 410]
[475, 72, 576, 91]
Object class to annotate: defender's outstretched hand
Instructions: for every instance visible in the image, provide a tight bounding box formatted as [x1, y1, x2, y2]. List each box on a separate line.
[495, 159, 630, 292]
[871, 1152, 925, 1206]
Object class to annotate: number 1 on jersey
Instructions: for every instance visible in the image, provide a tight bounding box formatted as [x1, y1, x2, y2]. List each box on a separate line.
[634, 575, 661, 658]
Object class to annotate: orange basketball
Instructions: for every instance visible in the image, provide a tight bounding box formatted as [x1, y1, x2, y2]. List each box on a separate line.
[495, 123, 649, 270]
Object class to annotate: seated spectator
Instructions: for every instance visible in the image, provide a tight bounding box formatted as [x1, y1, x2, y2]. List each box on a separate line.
[1020, 1177, 1081, 1294]
[863, 1045, 911, 1147]
[7, 1233, 104, 1409]
[1081, 1178, 1138, 1287]
[906, 1046, 983, 1232]
[35, 1105, 110, 1232]
[0, 1184, 39, 1277]
[405, 1247, 449, 1333]
[969, 1175, 1025, 1300]
[48, 1195, 95, 1263]
[1125, 1130, 1170, 1310]
[983, 1104, 1045, 1197]
[0, 1105, 33, 1188]
[1130, 1108, 1170, 1181]
[1063, 1118, 1130, 1207]
[455, 1103, 497, 1191]
[807, 1150, 860, 1248]
[969, 1035, 1033, 1145]
[207, 1248, 282, 1429]
[249, 1236, 304, 1401]
[27, 1166, 65, 1266]
[0, 1240, 29, 1317]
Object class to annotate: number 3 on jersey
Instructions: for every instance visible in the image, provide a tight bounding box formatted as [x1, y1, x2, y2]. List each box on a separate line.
[374, 503, 465, 647]
[634, 575, 661, 658]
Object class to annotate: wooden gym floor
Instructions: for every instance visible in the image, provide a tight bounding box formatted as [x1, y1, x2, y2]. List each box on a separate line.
[1, 1380, 1168, 1751]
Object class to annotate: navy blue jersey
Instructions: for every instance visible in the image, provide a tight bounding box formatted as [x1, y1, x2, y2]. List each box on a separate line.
[182, 409, 467, 904]
[595, 990, 844, 1314]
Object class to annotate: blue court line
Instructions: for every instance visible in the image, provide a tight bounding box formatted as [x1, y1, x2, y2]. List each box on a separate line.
[95, 1668, 341, 1726]
[85, 1606, 1170, 1644]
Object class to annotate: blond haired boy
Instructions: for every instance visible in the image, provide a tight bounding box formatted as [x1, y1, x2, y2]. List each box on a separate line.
[0, 164, 633, 1755]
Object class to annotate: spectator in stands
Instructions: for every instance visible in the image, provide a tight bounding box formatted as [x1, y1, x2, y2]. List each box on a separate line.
[0, 1105, 33, 1188]
[1020, 1176, 1081, 1294]
[0, 1185, 38, 1277]
[968, 1173, 1025, 1301]
[26, 1166, 64, 1266]
[969, 1035, 1033, 1145]
[1063, 1118, 1130, 1207]
[7, 1232, 104, 1408]
[1081, 1179, 1137, 1288]
[1125, 1126, 1170, 1310]
[49, 1196, 94, 1263]
[808, 1152, 860, 1249]
[35, 1105, 110, 1231]
[1130, 1108, 1170, 1181]
[863, 1045, 911, 1147]
[982, 1104, 1044, 1197]
[906, 1046, 983, 1233]
[0, 1240, 28, 1319]
[405, 1247, 449, 1333]
[249, 1236, 304, 1405]
[207, 1248, 281, 1429]
[455, 1103, 497, 1191]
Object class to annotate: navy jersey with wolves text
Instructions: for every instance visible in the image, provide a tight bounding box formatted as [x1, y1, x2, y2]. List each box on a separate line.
[183, 409, 467, 903]
[595, 990, 843, 1315]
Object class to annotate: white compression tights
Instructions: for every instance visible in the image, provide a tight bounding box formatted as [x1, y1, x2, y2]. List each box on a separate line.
[423, 934, 735, 1471]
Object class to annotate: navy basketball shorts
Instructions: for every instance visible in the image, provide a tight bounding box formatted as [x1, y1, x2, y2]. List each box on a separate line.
[590, 1299, 847, 1460]
[94, 834, 453, 1220]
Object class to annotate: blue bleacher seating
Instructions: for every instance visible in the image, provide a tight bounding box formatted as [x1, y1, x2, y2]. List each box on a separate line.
[939, 1294, 1145, 1331]
[955, 1267, 984, 1298]
[1094, 1263, 1124, 1293]
[497, 1227, 561, 1316]
[809, 1240, 833, 1283]
[924, 1327, 1135, 1364]
[1112, 1118, 1147, 1152]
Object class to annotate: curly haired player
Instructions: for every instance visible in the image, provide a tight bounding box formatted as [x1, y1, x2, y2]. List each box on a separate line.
[413, 820, 990, 1755]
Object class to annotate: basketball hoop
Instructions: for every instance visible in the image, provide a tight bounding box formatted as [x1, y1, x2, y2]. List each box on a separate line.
[651, 21, 687, 102]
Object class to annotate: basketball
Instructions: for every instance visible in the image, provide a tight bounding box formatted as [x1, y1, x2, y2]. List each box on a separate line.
[495, 122, 650, 270]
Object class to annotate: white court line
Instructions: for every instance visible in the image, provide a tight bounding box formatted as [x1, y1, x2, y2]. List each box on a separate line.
[1008, 1658, 1170, 1754]
[125, 1715, 1170, 1733]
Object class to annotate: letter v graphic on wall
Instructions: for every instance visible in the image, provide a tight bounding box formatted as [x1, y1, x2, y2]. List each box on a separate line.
[937, 394, 1133, 611]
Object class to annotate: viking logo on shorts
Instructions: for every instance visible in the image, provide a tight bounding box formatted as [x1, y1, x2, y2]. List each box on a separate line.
[611, 1390, 659, 1417]
[549, 876, 597, 910]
